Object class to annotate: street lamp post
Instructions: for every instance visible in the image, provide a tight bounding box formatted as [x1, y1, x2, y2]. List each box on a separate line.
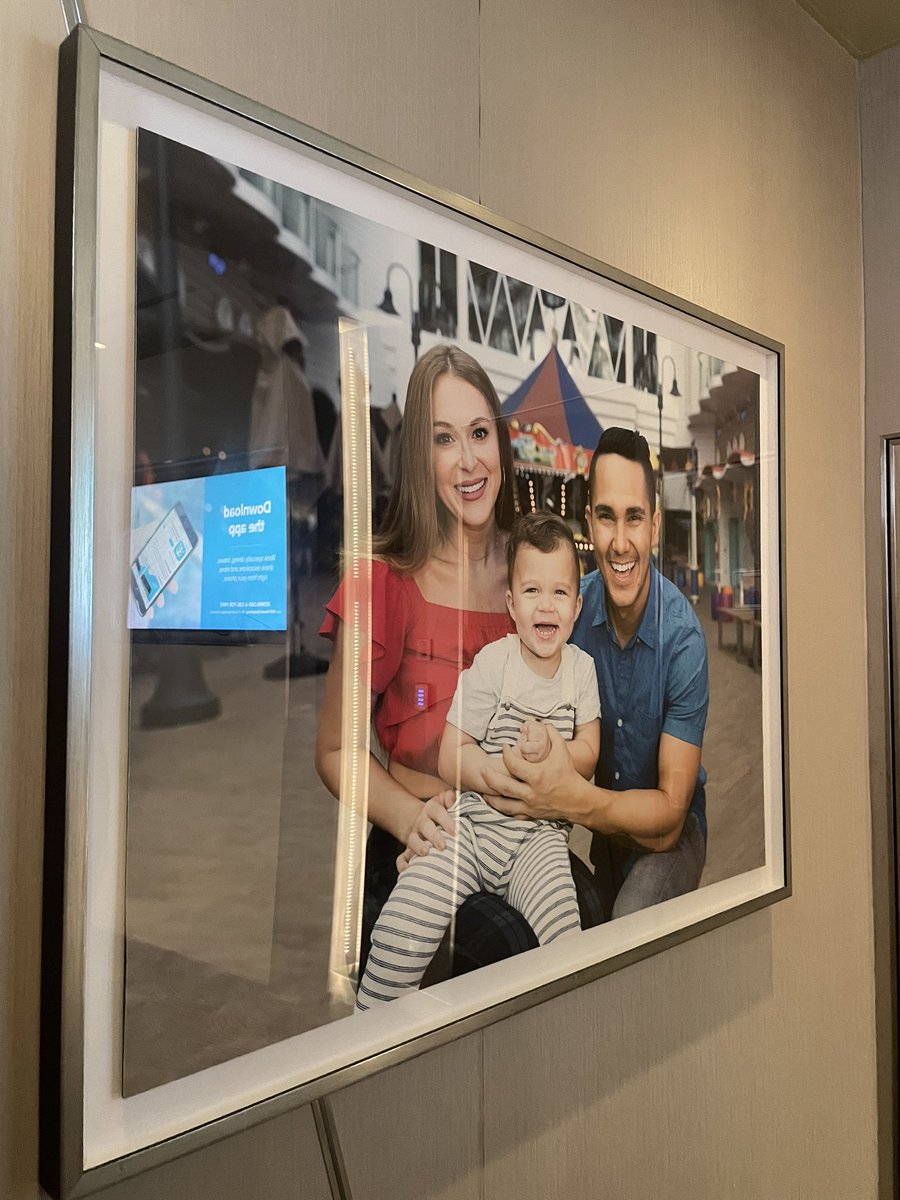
[687, 441, 699, 604]
[377, 262, 421, 359]
[657, 354, 681, 580]
[656, 383, 665, 571]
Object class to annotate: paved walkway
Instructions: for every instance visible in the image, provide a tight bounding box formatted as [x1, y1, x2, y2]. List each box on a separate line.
[692, 588, 765, 886]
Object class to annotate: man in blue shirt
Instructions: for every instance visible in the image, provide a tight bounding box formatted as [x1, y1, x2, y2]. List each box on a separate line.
[486, 427, 708, 918]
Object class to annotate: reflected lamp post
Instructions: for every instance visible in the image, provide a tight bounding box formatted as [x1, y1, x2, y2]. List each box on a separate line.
[377, 262, 421, 359]
[657, 354, 681, 577]
[687, 441, 699, 604]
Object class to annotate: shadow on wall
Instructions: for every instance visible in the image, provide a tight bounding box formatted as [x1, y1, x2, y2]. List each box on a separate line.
[8, 27, 61, 1200]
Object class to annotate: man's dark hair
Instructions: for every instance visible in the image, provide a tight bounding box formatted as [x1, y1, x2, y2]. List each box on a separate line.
[506, 511, 579, 589]
[587, 427, 656, 512]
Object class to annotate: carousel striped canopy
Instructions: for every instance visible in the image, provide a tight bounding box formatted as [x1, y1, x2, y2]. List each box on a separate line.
[501, 346, 603, 450]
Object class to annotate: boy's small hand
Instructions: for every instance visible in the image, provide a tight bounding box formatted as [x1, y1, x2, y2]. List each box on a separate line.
[517, 719, 550, 763]
[396, 846, 417, 873]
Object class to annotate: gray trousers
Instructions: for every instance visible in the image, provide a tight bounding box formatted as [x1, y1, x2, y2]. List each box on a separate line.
[357, 792, 581, 1010]
[610, 811, 707, 920]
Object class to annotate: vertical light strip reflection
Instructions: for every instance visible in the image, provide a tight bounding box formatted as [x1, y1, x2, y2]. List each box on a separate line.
[446, 513, 466, 961]
[329, 319, 372, 1001]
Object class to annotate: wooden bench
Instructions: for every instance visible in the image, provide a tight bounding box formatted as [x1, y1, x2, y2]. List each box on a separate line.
[717, 606, 761, 669]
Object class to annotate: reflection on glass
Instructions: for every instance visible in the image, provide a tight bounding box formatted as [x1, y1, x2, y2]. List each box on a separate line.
[328, 318, 372, 1001]
[124, 130, 348, 1094]
[122, 127, 764, 1091]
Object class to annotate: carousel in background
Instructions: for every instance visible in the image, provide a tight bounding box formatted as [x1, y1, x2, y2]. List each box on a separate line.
[501, 340, 603, 574]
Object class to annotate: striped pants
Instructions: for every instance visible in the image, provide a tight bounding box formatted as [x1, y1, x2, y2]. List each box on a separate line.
[357, 792, 581, 1010]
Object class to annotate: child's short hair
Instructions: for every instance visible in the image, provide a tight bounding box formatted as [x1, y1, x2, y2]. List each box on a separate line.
[506, 511, 580, 588]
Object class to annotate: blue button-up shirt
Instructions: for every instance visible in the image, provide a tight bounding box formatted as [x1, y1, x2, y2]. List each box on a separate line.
[572, 564, 708, 835]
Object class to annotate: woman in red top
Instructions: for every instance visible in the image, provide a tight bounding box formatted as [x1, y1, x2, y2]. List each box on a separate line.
[316, 344, 531, 977]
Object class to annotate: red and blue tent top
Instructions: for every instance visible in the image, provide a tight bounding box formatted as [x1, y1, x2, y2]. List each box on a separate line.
[501, 346, 603, 450]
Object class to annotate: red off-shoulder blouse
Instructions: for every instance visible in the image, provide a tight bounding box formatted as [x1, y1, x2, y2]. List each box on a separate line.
[320, 559, 512, 778]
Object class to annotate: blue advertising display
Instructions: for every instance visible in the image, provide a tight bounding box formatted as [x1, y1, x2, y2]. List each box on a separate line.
[128, 467, 288, 631]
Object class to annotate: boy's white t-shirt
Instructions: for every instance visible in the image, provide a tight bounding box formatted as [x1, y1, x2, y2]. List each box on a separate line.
[446, 633, 600, 754]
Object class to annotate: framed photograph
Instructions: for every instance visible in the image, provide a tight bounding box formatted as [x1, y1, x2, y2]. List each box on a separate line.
[43, 24, 788, 1197]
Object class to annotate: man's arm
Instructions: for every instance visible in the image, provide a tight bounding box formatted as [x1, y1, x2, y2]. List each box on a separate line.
[483, 724, 700, 852]
[567, 718, 600, 782]
[599, 731, 700, 850]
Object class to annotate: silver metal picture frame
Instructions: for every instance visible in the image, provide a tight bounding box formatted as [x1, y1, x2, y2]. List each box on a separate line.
[42, 24, 789, 1197]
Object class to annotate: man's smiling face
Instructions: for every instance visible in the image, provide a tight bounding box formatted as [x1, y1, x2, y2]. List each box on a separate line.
[585, 452, 660, 628]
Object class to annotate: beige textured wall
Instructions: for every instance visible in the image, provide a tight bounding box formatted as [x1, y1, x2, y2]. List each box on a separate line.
[860, 43, 900, 1200]
[477, 6, 872, 1196]
[1, 0, 875, 1197]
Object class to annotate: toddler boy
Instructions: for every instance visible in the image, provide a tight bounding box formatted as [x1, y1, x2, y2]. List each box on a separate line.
[356, 512, 600, 1010]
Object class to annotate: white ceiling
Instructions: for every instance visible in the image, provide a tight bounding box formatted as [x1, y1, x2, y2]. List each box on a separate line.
[795, 0, 900, 58]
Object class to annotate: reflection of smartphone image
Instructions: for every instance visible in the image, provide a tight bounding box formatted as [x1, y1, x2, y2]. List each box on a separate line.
[130, 501, 199, 616]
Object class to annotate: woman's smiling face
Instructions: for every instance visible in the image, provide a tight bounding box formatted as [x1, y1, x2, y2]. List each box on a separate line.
[431, 373, 502, 534]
